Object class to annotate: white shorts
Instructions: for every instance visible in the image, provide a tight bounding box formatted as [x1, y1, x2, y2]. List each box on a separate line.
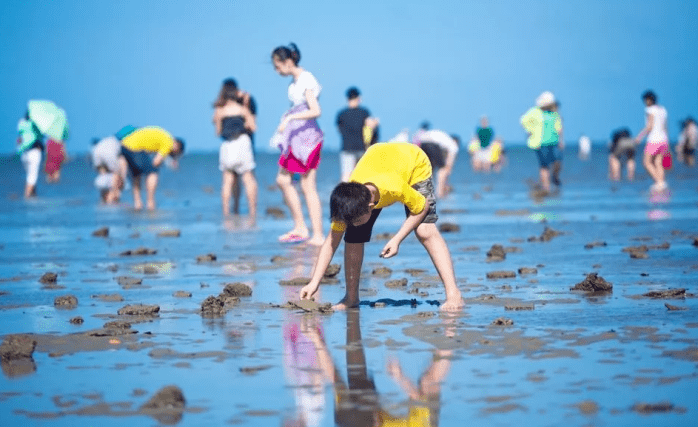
[91, 136, 121, 172]
[21, 147, 42, 186]
[219, 134, 255, 174]
[339, 150, 363, 179]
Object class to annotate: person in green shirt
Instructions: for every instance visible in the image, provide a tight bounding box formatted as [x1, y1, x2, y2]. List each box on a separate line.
[520, 91, 564, 193]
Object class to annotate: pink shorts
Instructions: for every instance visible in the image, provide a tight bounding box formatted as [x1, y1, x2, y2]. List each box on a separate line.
[279, 143, 322, 174]
[45, 139, 66, 174]
[644, 140, 669, 157]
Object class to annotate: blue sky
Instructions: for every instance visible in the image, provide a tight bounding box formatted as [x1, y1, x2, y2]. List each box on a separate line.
[1, 0, 696, 154]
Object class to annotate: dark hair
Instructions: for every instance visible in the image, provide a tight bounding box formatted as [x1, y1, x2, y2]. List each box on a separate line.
[642, 90, 657, 104]
[214, 78, 243, 108]
[611, 128, 631, 144]
[330, 182, 372, 224]
[346, 87, 360, 100]
[450, 134, 461, 146]
[419, 121, 431, 130]
[173, 138, 185, 156]
[681, 116, 695, 129]
[271, 43, 301, 65]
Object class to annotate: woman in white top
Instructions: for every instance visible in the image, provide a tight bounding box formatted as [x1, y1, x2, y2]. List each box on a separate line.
[634, 90, 669, 192]
[271, 43, 324, 245]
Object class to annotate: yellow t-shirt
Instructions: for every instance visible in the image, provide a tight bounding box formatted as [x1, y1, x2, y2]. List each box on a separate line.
[331, 142, 432, 232]
[378, 406, 431, 427]
[121, 126, 174, 157]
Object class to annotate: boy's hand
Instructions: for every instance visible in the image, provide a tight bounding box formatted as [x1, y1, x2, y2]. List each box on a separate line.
[380, 238, 400, 259]
[299, 282, 320, 300]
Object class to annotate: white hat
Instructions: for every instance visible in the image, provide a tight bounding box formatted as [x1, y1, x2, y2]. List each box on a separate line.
[536, 91, 556, 108]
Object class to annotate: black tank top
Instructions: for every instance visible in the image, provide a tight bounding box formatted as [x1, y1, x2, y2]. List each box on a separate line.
[220, 116, 246, 141]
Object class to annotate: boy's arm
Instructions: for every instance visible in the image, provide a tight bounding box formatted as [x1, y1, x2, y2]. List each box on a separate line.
[300, 229, 344, 300]
[380, 206, 428, 259]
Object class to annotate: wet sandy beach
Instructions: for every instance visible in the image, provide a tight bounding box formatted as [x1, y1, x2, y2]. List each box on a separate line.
[1, 147, 697, 426]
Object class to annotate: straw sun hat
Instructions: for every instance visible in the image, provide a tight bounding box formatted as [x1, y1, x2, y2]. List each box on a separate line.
[536, 91, 556, 108]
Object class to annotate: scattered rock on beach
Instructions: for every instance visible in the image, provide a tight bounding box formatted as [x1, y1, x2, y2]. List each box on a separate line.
[665, 303, 688, 311]
[69, 316, 84, 325]
[265, 207, 285, 219]
[486, 271, 516, 280]
[91, 293, 124, 302]
[539, 226, 564, 242]
[631, 402, 677, 414]
[201, 296, 226, 318]
[505, 303, 535, 311]
[486, 244, 506, 262]
[288, 300, 333, 313]
[240, 364, 274, 375]
[622, 245, 648, 259]
[139, 385, 186, 424]
[279, 277, 310, 286]
[584, 241, 607, 249]
[117, 304, 160, 316]
[385, 278, 409, 288]
[518, 267, 538, 275]
[0, 334, 37, 361]
[196, 253, 217, 263]
[438, 222, 460, 233]
[643, 288, 685, 299]
[54, 295, 78, 308]
[222, 283, 252, 297]
[173, 291, 192, 298]
[324, 264, 341, 278]
[693, 238, 698, 247]
[92, 227, 109, 237]
[156, 229, 181, 238]
[116, 276, 143, 288]
[270, 255, 289, 264]
[39, 272, 58, 284]
[119, 247, 157, 256]
[491, 317, 514, 326]
[571, 273, 612, 293]
[371, 266, 392, 276]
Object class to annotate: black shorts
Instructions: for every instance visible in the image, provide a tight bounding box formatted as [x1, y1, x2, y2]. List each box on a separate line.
[420, 142, 446, 169]
[344, 178, 439, 244]
[121, 146, 158, 177]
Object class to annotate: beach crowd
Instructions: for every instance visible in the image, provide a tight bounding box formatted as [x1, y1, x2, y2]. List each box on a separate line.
[14, 43, 696, 311]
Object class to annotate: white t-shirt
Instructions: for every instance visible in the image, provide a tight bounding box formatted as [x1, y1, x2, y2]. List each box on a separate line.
[288, 70, 321, 106]
[645, 105, 668, 143]
[419, 129, 459, 155]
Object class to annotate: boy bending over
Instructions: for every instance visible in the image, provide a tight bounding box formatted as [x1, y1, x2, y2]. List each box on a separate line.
[300, 142, 464, 311]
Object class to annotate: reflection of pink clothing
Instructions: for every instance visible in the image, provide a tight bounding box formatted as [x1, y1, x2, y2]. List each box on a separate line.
[45, 139, 65, 175]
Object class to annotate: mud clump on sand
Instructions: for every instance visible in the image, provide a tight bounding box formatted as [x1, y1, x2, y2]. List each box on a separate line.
[139, 385, 186, 424]
[222, 283, 253, 297]
[92, 293, 124, 302]
[173, 291, 192, 298]
[528, 226, 564, 242]
[486, 244, 506, 262]
[279, 277, 310, 286]
[631, 402, 680, 414]
[385, 278, 408, 289]
[117, 304, 160, 316]
[518, 267, 538, 275]
[1, 334, 37, 361]
[643, 288, 685, 299]
[156, 229, 181, 238]
[69, 316, 84, 325]
[265, 207, 285, 219]
[92, 227, 109, 237]
[622, 245, 649, 259]
[438, 222, 460, 233]
[491, 317, 514, 326]
[324, 264, 341, 278]
[277, 300, 334, 313]
[39, 272, 58, 284]
[487, 271, 516, 280]
[571, 273, 612, 293]
[665, 303, 688, 311]
[54, 294, 78, 308]
[119, 247, 157, 256]
[372, 266, 392, 277]
[0, 334, 37, 378]
[505, 304, 535, 311]
[196, 253, 217, 263]
[584, 241, 607, 249]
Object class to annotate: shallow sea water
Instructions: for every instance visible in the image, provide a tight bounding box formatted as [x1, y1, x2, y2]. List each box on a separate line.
[0, 146, 697, 426]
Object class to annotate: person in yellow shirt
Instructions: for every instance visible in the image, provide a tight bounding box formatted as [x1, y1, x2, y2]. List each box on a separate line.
[118, 126, 185, 211]
[299, 142, 464, 311]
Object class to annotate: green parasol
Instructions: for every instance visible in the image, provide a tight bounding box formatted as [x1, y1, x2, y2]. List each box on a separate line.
[27, 100, 69, 142]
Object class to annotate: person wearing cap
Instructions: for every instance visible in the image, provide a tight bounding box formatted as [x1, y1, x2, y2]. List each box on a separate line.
[119, 126, 185, 211]
[336, 87, 378, 182]
[520, 91, 564, 194]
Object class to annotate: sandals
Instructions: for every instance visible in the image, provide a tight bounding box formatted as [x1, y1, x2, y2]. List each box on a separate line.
[278, 232, 309, 244]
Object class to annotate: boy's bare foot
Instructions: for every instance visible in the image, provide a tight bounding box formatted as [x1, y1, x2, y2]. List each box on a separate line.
[134, 201, 143, 211]
[332, 297, 360, 311]
[440, 297, 464, 312]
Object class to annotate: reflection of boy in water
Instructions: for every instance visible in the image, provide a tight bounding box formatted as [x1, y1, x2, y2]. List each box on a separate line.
[294, 310, 451, 427]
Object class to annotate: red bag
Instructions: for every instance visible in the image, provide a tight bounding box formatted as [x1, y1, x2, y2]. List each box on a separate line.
[662, 152, 672, 170]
